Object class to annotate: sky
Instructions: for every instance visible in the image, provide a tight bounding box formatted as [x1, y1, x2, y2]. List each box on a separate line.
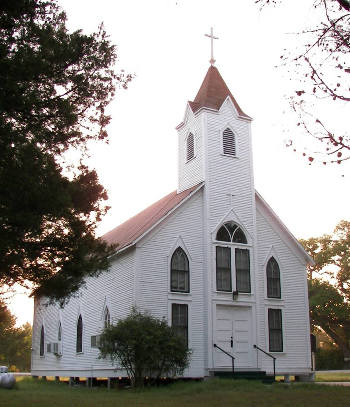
[9, 0, 350, 326]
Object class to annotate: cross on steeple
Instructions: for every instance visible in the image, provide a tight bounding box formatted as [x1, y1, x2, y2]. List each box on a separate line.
[205, 27, 219, 66]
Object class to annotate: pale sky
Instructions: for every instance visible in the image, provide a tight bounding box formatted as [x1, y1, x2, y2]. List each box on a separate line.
[9, 0, 349, 326]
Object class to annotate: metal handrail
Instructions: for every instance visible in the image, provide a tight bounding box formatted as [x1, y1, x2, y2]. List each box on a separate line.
[253, 344, 276, 381]
[213, 343, 235, 374]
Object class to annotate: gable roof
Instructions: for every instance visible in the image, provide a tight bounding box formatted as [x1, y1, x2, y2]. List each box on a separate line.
[255, 191, 314, 265]
[188, 66, 251, 119]
[103, 183, 203, 254]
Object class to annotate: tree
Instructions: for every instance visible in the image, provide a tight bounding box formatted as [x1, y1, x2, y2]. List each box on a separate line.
[0, 0, 132, 303]
[256, 0, 350, 164]
[301, 220, 350, 365]
[99, 308, 191, 387]
[0, 300, 32, 371]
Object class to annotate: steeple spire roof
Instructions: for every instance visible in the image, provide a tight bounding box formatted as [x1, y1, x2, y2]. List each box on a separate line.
[188, 65, 251, 119]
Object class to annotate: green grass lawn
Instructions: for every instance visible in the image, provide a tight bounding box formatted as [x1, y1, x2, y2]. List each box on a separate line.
[1, 377, 350, 407]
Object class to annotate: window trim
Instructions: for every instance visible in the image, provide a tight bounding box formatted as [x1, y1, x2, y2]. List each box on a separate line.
[216, 246, 232, 292]
[76, 314, 83, 354]
[266, 257, 282, 299]
[215, 244, 251, 294]
[221, 126, 238, 158]
[267, 308, 284, 353]
[171, 303, 189, 348]
[39, 324, 45, 357]
[104, 306, 111, 329]
[185, 132, 196, 163]
[170, 246, 190, 293]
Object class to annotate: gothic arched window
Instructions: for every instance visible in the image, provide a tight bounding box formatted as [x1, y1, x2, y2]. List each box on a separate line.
[40, 325, 45, 356]
[76, 315, 83, 353]
[186, 133, 195, 161]
[223, 128, 236, 156]
[216, 221, 247, 244]
[104, 307, 111, 328]
[216, 222, 250, 293]
[266, 257, 281, 298]
[171, 247, 190, 293]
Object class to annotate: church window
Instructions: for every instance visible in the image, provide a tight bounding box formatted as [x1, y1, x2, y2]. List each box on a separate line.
[216, 222, 250, 293]
[268, 308, 283, 352]
[266, 257, 281, 298]
[40, 325, 45, 356]
[216, 246, 232, 291]
[172, 303, 188, 347]
[235, 248, 251, 293]
[58, 321, 62, 341]
[223, 128, 236, 156]
[76, 315, 83, 353]
[186, 133, 195, 161]
[216, 221, 247, 244]
[104, 307, 111, 328]
[171, 247, 190, 293]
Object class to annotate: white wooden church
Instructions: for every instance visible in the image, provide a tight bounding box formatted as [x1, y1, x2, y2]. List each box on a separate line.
[31, 53, 314, 381]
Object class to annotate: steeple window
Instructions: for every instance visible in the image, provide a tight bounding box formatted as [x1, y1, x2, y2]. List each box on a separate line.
[186, 133, 195, 161]
[223, 128, 236, 156]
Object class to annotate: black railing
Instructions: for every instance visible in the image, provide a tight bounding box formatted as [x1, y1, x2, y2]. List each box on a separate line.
[213, 344, 235, 374]
[253, 344, 276, 381]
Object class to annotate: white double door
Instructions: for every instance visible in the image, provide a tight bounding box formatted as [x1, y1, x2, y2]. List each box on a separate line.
[214, 305, 253, 368]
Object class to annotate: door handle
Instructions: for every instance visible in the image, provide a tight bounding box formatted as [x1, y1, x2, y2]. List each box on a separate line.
[230, 336, 233, 348]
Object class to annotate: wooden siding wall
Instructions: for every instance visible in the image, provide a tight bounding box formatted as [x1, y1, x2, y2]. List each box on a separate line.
[255, 203, 311, 373]
[205, 100, 255, 237]
[178, 107, 204, 192]
[136, 189, 205, 377]
[203, 100, 259, 370]
[31, 250, 135, 377]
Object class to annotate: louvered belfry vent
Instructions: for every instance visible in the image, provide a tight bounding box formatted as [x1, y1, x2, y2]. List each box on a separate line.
[223, 128, 236, 156]
[186, 133, 195, 161]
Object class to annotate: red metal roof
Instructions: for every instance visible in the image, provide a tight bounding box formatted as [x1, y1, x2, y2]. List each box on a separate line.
[103, 183, 203, 252]
[189, 66, 251, 119]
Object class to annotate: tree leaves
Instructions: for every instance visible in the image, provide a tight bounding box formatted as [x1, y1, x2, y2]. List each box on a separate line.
[301, 220, 350, 360]
[99, 308, 191, 387]
[0, 0, 130, 303]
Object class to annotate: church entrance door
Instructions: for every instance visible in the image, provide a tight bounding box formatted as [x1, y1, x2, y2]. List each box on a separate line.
[214, 305, 253, 368]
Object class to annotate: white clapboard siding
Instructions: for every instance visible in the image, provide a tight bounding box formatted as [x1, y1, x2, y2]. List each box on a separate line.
[31, 249, 135, 377]
[255, 204, 311, 373]
[177, 106, 204, 192]
[135, 189, 205, 377]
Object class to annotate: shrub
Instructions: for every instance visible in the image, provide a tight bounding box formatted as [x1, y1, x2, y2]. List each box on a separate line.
[315, 347, 344, 370]
[99, 308, 191, 387]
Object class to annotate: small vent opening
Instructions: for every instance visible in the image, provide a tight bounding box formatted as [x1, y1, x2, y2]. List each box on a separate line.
[186, 133, 195, 161]
[223, 128, 236, 156]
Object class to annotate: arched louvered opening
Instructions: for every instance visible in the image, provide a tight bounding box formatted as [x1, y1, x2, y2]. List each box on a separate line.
[267, 257, 281, 298]
[76, 315, 83, 353]
[171, 247, 190, 292]
[40, 325, 45, 356]
[104, 307, 111, 328]
[216, 221, 247, 244]
[186, 133, 195, 161]
[223, 128, 236, 156]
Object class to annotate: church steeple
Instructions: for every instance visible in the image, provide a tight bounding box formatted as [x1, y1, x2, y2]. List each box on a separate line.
[188, 65, 251, 119]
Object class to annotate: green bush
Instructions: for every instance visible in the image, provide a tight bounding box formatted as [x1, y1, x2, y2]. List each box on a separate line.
[99, 308, 191, 387]
[315, 347, 344, 370]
